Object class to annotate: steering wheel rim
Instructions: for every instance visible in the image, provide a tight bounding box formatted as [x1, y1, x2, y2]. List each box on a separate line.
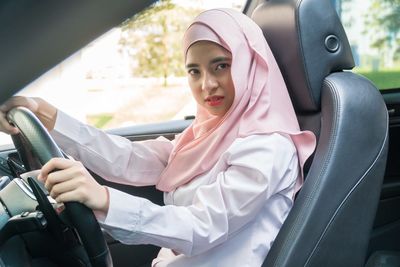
[7, 106, 112, 267]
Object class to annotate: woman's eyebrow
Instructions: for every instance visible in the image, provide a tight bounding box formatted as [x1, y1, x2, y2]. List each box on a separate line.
[210, 56, 231, 64]
[185, 63, 198, 69]
[185, 56, 231, 69]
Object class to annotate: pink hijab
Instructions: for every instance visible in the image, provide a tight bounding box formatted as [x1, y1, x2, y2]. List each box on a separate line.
[156, 8, 316, 192]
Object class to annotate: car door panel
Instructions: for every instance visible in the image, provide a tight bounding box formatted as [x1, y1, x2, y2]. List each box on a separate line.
[368, 89, 400, 257]
[106, 119, 192, 141]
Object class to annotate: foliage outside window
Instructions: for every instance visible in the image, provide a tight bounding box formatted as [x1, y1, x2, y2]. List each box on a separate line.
[340, 0, 400, 89]
[119, 0, 202, 87]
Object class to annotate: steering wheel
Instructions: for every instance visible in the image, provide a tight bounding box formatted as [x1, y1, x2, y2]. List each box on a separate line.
[6, 106, 112, 267]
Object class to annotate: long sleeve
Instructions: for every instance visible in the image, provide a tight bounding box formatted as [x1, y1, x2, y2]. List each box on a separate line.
[50, 111, 173, 186]
[98, 133, 299, 257]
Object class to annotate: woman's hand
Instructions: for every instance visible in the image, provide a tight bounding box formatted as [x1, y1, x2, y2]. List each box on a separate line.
[38, 158, 109, 214]
[0, 96, 58, 134]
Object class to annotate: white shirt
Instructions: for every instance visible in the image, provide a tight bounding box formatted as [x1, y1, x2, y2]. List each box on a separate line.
[51, 111, 299, 267]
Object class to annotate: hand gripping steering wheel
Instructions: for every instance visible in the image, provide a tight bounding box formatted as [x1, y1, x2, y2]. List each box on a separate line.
[7, 106, 112, 267]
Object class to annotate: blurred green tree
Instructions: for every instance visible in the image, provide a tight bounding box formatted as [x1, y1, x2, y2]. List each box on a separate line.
[119, 0, 201, 86]
[365, 0, 400, 64]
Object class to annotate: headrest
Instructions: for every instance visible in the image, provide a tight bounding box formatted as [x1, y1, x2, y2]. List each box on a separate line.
[251, 0, 355, 112]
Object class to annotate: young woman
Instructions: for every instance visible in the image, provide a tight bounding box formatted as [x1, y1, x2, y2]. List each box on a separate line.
[0, 8, 315, 267]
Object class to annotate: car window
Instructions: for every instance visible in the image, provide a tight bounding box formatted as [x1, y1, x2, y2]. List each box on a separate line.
[0, 0, 245, 146]
[338, 0, 400, 90]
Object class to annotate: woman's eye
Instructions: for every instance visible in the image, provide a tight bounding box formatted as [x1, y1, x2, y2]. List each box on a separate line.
[188, 69, 199, 75]
[216, 63, 230, 70]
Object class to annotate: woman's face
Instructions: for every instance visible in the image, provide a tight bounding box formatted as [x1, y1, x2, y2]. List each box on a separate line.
[185, 41, 235, 117]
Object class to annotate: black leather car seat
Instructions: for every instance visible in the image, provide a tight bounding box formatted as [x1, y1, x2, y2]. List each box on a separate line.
[250, 0, 389, 266]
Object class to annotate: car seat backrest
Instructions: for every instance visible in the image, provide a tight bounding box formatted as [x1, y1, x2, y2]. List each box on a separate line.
[250, 1, 389, 266]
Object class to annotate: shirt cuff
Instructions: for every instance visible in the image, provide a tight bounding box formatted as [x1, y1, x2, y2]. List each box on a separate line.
[97, 187, 143, 241]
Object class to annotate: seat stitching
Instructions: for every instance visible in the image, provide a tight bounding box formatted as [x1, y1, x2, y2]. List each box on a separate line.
[303, 79, 389, 265]
[273, 78, 340, 266]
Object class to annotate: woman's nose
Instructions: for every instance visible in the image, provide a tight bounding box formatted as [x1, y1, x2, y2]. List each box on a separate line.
[201, 73, 218, 92]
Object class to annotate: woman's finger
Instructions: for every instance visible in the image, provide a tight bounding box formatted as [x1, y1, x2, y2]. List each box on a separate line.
[44, 164, 79, 189]
[54, 183, 108, 212]
[53, 189, 85, 204]
[0, 112, 19, 134]
[45, 164, 86, 193]
[49, 176, 84, 200]
[40, 158, 77, 180]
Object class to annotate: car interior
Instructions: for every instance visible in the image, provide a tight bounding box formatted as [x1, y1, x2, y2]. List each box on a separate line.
[0, 0, 398, 266]
[251, 0, 388, 266]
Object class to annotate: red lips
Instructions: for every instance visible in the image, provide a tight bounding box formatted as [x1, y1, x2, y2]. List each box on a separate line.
[205, 95, 224, 106]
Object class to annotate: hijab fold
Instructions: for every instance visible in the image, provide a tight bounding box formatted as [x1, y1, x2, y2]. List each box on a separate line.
[156, 9, 316, 192]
